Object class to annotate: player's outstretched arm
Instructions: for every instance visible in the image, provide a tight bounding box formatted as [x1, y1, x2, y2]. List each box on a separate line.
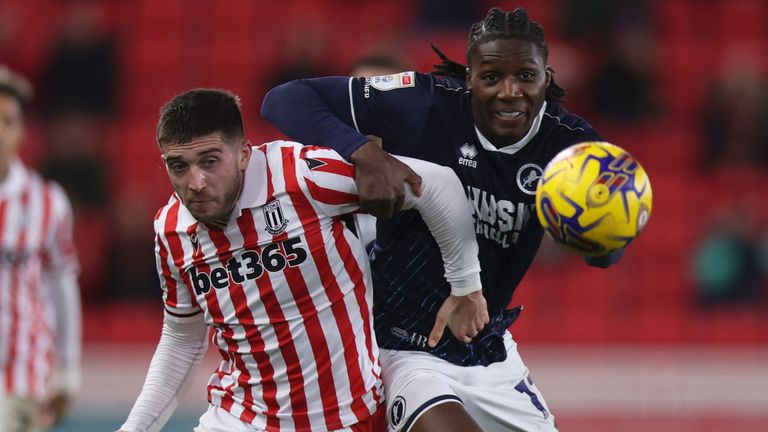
[584, 247, 625, 268]
[118, 315, 207, 432]
[44, 271, 81, 427]
[397, 156, 489, 345]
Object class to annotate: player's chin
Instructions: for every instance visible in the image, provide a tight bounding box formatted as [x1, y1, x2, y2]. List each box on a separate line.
[491, 127, 527, 146]
[189, 208, 219, 225]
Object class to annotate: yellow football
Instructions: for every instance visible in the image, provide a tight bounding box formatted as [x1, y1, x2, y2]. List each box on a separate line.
[535, 141, 652, 256]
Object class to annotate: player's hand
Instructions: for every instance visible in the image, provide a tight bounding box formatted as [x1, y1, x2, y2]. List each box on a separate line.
[584, 247, 625, 268]
[350, 139, 422, 218]
[42, 391, 73, 427]
[428, 291, 490, 347]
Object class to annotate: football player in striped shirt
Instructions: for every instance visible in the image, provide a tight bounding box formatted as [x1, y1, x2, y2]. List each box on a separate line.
[0, 66, 81, 431]
[262, 7, 625, 432]
[119, 89, 487, 432]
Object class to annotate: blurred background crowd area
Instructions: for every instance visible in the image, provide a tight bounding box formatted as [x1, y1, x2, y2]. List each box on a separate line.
[1, 0, 767, 347]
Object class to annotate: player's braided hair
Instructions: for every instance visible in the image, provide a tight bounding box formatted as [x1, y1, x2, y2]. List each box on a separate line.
[431, 7, 566, 103]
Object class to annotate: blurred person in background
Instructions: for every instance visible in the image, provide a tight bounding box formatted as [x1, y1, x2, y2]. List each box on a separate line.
[349, 55, 407, 80]
[263, 7, 630, 432]
[699, 60, 768, 171]
[691, 201, 767, 306]
[0, 66, 81, 432]
[118, 89, 485, 432]
[265, 22, 333, 89]
[586, 8, 659, 124]
[38, 0, 116, 301]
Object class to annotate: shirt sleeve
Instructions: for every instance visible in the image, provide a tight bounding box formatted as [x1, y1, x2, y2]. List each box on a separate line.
[397, 156, 482, 295]
[298, 145, 361, 218]
[154, 208, 202, 323]
[42, 184, 82, 395]
[120, 316, 208, 432]
[261, 72, 435, 160]
[299, 146, 482, 295]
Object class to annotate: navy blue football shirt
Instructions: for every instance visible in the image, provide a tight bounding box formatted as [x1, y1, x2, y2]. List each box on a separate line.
[262, 72, 601, 366]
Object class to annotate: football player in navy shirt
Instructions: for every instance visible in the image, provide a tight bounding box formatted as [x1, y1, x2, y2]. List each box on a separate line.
[263, 7, 623, 432]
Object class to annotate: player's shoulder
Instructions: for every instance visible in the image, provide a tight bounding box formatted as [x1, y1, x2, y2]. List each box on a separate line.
[252, 139, 304, 157]
[153, 194, 194, 235]
[28, 168, 73, 208]
[256, 139, 345, 165]
[430, 74, 469, 94]
[541, 102, 601, 141]
[369, 71, 468, 98]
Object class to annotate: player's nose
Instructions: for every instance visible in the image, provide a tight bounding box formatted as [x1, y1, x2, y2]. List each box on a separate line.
[498, 78, 523, 99]
[188, 167, 207, 192]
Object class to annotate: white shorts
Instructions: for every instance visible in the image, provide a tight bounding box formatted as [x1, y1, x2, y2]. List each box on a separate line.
[195, 405, 365, 432]
[380, 331, 557, 432]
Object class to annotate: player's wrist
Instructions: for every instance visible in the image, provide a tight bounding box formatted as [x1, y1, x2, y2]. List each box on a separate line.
[349, 140, 384, 166]
[54, 364, 81, 395]
[450, 284, 483, 297]
[584, 248, 625, 268]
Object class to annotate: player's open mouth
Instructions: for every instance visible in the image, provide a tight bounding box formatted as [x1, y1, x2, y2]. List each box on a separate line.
[494, 111, 525, 125]
[496, 111, 523, 119]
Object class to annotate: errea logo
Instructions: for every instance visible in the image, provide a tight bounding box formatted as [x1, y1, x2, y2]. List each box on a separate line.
[458, 143, 478, 168]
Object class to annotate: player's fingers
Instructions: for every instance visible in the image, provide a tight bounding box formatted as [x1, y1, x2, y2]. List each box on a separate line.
[428, 318, 447, 348]
[404, 172, 422, 197]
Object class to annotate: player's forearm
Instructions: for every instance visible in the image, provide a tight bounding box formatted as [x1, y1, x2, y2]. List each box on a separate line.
[397, 157, 482, 295]
[261, 77, 369, 159]
[120, 316, 208, 432]
[46, 272, 82, 393]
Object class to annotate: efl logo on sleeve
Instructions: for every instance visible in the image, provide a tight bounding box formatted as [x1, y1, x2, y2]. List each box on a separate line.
[371, 71, 416, 91]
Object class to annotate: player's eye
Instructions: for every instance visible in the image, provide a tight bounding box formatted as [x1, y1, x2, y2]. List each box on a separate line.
[168, 162, 187, 173]
[482, 73, 499, 83]
[201, 158, 219, 168]
[519, 70, 536, 80]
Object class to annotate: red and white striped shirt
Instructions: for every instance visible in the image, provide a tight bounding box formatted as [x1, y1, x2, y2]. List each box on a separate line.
[0, 159, 79, 400]
[154, 142, 383, 431]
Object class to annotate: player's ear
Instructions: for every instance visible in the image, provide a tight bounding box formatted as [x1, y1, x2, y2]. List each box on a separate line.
[238, 139, 252, 168]
[545, 66, 553, 88]
[465, 67, 472, 90]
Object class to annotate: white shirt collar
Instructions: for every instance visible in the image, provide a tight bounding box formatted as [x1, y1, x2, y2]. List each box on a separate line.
[0, 158, 28, 197]
[474, 101, 547, 155]
[237, 146, 267, 210]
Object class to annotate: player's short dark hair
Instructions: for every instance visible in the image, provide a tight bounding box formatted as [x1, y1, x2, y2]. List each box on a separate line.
[0, 65, 33, 113]
[157, 88, 244, 147]
[432, 7, 566, 103]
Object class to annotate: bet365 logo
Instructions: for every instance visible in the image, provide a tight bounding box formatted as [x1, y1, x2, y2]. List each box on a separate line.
[188, 237, 307, 295]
